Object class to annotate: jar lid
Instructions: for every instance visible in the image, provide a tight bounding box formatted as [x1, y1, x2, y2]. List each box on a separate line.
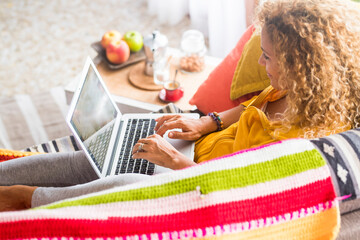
[180, 29, 205, 53]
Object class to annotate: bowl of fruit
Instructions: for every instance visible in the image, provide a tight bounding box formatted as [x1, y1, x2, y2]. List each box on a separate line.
[92, 30, 146, 70]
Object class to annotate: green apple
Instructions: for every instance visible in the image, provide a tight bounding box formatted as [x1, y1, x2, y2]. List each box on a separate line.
[123, 30, 143, 52]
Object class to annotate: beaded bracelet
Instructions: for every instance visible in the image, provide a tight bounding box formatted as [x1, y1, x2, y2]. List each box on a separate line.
[208, 112, 224, 131]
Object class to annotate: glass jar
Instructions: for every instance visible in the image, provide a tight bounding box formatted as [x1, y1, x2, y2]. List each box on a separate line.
[179, 30, 206, 73]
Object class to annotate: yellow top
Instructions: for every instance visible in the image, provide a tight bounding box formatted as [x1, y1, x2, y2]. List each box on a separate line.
[194, 86, 300, 163]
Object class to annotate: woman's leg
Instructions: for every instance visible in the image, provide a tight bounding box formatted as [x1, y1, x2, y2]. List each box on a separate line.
[0, 173, 151, 211]
[0, 151, 98, 187]
[32, 174, 151, 207]
[0, 185, 35, 211]
[0, 151, 151, 210]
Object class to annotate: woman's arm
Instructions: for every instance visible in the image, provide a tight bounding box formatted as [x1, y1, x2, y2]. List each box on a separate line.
[132, 104, 246, 170]
[155, 104, 246, 141]
[132, 134, 196, 170]
[217, 104, 246, 129]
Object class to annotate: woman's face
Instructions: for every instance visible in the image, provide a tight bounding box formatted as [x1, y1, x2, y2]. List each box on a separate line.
[258, 27, 282, 90]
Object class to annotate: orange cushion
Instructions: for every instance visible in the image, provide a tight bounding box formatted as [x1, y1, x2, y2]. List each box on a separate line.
[189, 25, 256, 114]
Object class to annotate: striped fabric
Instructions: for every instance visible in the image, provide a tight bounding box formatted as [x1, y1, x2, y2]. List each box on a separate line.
[24, 135, 81, 153]
[0, 138, 340, 239]
[156, 103, 186, 114]
[0, 87, 71, 150]
[311, 128, 360, 203]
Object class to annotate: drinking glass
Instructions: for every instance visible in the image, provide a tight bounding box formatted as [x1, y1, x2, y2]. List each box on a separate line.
[153, 59, 170, 85]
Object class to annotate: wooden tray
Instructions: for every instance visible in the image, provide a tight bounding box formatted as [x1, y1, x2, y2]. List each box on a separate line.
[91, 41, 146, 70]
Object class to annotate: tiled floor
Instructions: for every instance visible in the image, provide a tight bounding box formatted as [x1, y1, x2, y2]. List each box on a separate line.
[0, 0, 191, 96]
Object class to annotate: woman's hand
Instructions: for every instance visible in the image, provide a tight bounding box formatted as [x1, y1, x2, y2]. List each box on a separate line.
[154, 115, 217, 141]
[132, 134, 196, 170]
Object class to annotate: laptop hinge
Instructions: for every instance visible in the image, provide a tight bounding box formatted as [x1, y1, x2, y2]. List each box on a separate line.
[106, 120, 124, 176]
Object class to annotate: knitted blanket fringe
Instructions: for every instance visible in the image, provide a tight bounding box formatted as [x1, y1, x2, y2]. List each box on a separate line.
[0, 138, 339, 239]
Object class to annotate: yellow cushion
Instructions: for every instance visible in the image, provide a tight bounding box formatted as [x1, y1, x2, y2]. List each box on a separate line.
[230, 33, 270, 100]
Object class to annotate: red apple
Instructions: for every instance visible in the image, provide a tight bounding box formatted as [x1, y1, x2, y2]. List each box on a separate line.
[101, 30, 121, 49]
[106, 40, 130, 64]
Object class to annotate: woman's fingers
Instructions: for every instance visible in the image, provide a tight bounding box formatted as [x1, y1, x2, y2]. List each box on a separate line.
[155, 115, 185, 136]
[154, 115, 180, 131]
[156, 117, 203, 141]
[132, 149, 146, 160]
[132, 138, 149, 154]
[131, 134, 194, 170]
[155, 120, 184, 136]
[167, 130, 198, 141]
[132, 135, 170, 166]
[132, 135, 159, 154]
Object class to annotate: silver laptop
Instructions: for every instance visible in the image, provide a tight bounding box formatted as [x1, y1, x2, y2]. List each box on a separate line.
[66, 57, 199, 178]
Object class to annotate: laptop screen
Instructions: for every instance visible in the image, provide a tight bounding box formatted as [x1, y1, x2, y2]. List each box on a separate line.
[70, 64, 118, 171]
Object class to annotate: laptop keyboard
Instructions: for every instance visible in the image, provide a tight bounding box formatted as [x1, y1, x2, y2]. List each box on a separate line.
[116, 118, 156, 175]
[87, 123, 114, 172]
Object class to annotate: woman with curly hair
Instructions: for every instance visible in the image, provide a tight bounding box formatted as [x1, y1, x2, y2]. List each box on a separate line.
[1, 0, 360, 211]
[138, 0, 360, 164]
[257, 0, 360, 139]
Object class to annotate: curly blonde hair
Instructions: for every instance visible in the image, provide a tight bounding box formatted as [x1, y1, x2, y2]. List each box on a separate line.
[256, 0, 360, 137]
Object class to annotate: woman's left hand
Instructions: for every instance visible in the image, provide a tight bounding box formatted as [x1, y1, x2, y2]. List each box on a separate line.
[132, 134, 196, 170]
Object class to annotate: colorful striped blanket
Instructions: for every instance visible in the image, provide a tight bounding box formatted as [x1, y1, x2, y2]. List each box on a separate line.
[0, 138, 339, 239]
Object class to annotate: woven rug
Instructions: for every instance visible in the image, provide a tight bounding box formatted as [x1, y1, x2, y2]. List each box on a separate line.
[0, 87, 71, 150]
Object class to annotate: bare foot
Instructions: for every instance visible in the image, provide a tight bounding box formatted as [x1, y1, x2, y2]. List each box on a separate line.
[0, 185, 37, 212]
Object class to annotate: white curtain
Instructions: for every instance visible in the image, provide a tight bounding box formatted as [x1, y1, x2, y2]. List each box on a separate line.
[147, 0, 189, 26]
[147, 0, 248, 58]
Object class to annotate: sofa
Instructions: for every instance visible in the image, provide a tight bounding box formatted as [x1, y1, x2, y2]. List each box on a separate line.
[0, 88, 360, 239]
[1, 23, 360, 239]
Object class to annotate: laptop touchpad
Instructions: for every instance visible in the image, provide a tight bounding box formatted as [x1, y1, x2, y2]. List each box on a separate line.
[163, 129, 193, 158]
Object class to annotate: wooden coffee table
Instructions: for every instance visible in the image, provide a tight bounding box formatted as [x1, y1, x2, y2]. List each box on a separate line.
[65, 49, 221, 113]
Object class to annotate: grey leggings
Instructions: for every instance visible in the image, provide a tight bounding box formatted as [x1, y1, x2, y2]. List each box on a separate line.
[0, 151, 150, 207]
